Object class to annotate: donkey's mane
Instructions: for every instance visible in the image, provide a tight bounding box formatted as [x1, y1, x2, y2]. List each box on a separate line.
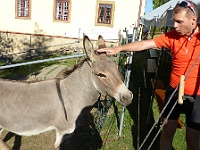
[62, 58, 86, 77]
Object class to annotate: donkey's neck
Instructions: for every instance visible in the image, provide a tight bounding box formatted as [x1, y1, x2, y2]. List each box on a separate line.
[60, 61, 99, 106]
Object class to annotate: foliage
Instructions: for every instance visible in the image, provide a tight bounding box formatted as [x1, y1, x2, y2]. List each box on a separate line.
[153, 0, 170, 9]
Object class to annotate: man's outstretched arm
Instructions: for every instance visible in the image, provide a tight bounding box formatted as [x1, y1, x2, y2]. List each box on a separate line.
[97, 39, 158, 55]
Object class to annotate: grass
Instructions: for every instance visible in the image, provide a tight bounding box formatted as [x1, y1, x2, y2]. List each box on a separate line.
[99, 50, 187, 150]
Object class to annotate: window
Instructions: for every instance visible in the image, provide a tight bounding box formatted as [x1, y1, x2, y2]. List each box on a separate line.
[98, 4, 111, 24]
[95, 1, 115, 27]
[16, 0, 31, 19]
[54, 0, 71, 22]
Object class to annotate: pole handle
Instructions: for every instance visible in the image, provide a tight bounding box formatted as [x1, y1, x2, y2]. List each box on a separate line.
[178, 75, 185, 105]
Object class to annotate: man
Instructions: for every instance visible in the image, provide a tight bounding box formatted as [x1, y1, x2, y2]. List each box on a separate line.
[97, 1, 200, 150]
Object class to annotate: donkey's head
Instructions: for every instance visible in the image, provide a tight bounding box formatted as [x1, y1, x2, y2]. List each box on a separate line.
[83, 35, 132, 106]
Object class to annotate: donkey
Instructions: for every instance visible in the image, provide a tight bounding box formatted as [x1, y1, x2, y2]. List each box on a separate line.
[0, 35, 133, 149]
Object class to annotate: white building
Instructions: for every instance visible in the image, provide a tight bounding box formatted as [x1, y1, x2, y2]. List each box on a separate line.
[0, 0, 146, 55]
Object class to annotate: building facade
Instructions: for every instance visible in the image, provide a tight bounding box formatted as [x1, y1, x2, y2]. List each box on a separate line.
[0, 0, 146, 57]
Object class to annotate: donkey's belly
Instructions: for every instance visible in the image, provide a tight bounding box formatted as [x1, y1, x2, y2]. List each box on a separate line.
[0, 106, 58, 136]
[1, 122, 55, 136]
[9, 126, 55, 136]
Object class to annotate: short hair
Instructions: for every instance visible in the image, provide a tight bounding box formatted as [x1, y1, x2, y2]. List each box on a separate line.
[173, 0, 198, 19]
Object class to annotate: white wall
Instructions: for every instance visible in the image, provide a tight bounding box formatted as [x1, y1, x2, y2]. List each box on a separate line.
[0, 0, 145, 40]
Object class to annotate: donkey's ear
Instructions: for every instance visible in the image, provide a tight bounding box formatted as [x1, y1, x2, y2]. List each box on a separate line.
[97, 35, 106, 49]
[96, 35, 107, 56]
[83, 35, 95, 62]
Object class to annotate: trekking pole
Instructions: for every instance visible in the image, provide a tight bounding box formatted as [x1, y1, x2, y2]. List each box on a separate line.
[178, 75, 185, 105]
[138, 86, 178, 150]
[177, 53, 200, 105]
[140, 53, 200, 149]
[146, 98, 178, 150]
[146, 74, 185, 149]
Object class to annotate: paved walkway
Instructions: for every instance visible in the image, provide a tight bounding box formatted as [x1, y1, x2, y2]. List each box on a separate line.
[27, 64, 68, 81]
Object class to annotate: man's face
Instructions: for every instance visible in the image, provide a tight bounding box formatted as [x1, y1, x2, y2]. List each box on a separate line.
[173, 10, 195, 36]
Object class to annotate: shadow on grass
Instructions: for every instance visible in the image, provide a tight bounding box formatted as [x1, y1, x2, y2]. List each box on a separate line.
[60, 111, 103, 150]
[126, 51, 162, 150]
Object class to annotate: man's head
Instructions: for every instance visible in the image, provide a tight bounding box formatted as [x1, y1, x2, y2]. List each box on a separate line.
[173, 0, 198, 36]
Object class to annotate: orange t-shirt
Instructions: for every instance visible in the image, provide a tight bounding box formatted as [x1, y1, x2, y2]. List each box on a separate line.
[153, 28, 200, 95]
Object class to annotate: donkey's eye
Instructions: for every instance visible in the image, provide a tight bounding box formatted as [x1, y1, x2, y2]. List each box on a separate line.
[97, 73, 106, 78]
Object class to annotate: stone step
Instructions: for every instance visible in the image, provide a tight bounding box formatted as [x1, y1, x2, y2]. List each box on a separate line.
[45, 65, 67, 79]
[36, 64, 60, 80]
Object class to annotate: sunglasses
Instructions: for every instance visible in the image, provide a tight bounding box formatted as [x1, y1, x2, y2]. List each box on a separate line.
[177, 1, 196, 16]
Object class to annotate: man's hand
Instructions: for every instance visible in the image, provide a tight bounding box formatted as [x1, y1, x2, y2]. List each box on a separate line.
[96, 47, 120, 55]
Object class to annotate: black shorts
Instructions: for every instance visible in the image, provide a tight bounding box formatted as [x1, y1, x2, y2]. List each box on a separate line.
[163, 86, 200, 130]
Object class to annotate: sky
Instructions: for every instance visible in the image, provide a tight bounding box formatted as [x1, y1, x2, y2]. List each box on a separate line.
[145, 0, 153, 13]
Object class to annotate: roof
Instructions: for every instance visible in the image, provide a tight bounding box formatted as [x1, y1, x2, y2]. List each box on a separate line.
[141, 0, 200, 27]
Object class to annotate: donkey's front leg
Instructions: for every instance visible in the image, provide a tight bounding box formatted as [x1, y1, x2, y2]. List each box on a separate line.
[54, 132, 63, 150]
[54, 131, 74, 150]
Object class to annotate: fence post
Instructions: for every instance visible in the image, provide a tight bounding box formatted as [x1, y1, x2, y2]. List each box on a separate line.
[119, 27, 137, 136]
[29, 34, 32, 73]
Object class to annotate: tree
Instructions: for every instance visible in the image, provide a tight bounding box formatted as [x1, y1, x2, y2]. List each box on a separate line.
[153, 0, 170, 9]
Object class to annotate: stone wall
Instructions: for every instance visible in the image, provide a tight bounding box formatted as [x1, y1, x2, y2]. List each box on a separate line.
[0, 32, 119, 61]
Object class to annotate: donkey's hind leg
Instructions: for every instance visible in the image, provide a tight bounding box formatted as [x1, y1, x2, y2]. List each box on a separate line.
[0, 139, 11, 150]
[0, 129, 12, 150]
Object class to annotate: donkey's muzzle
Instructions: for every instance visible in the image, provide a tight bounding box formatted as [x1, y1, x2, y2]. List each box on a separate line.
[120, 91, 133, 106]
